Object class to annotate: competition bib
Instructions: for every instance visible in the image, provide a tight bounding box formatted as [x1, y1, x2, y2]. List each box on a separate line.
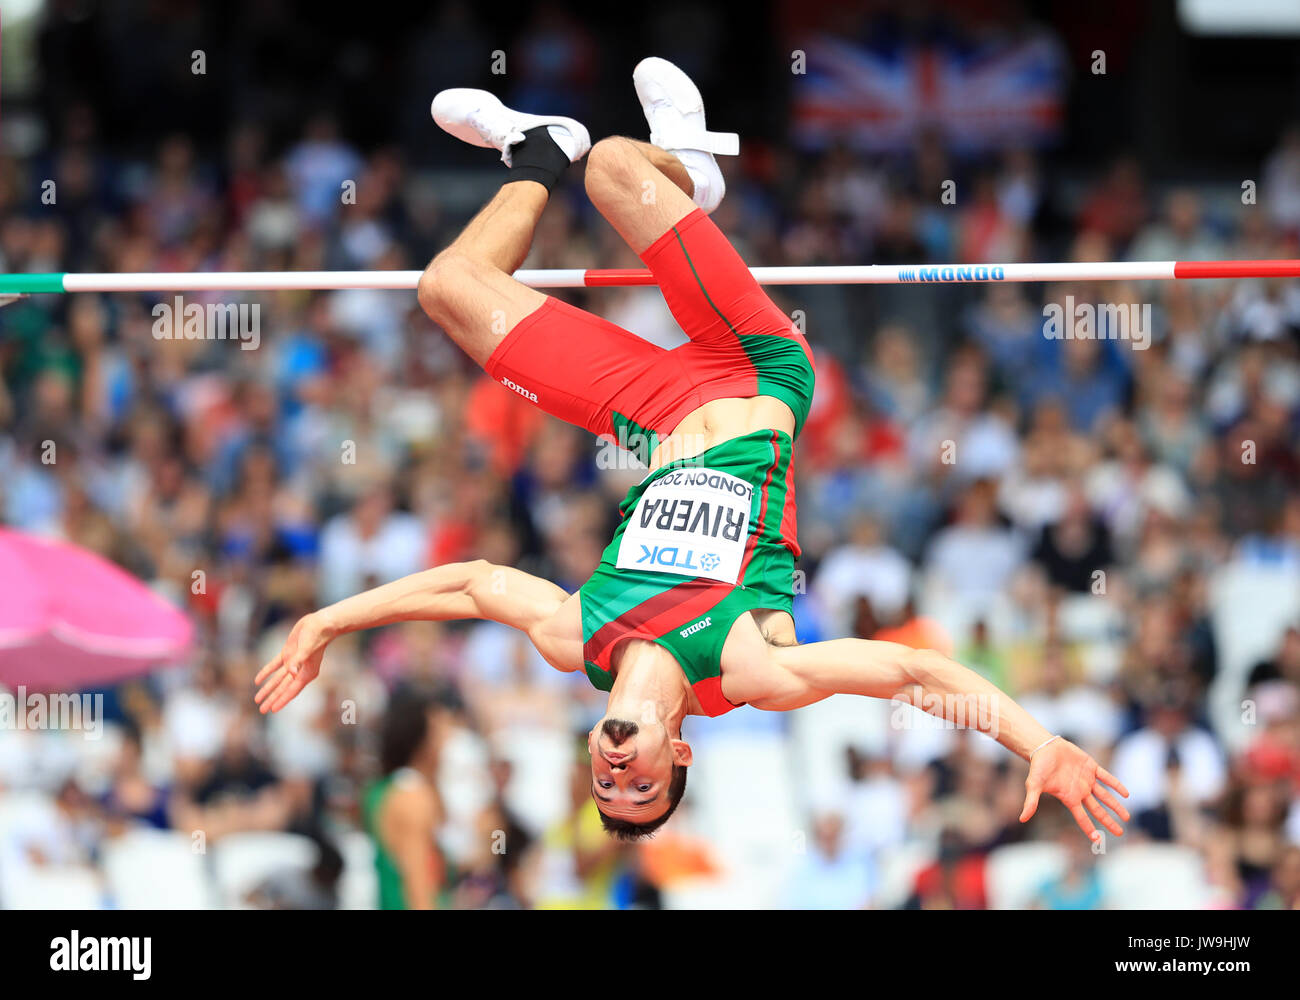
[615, 467, 753, 584]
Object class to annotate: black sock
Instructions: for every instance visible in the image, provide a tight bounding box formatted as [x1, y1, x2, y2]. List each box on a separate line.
[504, 126, 570, 193]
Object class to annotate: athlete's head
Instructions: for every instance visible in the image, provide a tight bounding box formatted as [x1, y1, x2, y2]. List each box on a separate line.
[380, 687, 443, 775]
[588, 716, 691, 839]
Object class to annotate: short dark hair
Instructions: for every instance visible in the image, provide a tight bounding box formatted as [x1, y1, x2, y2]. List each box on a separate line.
[597, 763, 687, 841]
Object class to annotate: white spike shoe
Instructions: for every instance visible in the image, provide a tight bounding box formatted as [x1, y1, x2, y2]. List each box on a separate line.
[431, 88, 590, 168]
[633, 57, 738, 213]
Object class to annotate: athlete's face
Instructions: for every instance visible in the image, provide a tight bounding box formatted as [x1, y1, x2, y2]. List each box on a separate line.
[587, 717, 682, 822]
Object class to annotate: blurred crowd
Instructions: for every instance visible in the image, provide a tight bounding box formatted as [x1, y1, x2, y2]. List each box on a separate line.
[2, 3, 1300, 910]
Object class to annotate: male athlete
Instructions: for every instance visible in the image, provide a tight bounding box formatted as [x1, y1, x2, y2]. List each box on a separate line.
[255, 58, 1129, 843]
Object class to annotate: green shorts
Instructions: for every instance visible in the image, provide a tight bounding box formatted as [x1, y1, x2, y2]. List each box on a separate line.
[579, 429, 799, 716]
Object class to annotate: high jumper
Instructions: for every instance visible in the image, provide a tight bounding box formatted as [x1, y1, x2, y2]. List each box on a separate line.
[254, 57, 1129, 842]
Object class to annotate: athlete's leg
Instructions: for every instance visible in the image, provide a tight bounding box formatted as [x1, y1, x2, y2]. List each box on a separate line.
[583, 54, 733, 255]
[421, 158, 683, 452]
[417, 90, 590, 366]
[585, 61, 800, 357]
[417, 179, 553, 368]
[585, 128, 812, 445]
[415, 89, 682, 450]
[584, 136, 698, 255]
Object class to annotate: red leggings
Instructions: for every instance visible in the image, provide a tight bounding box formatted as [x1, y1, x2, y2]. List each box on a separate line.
[484, 208, 814, 463]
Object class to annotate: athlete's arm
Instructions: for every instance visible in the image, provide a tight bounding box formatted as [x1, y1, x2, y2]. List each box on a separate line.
[773, 639, 1130, 840]
[318, 559, 567, 635]
[254, 560, 569, 713]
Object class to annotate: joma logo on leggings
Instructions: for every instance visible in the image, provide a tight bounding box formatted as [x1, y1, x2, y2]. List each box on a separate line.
[500, 377, 537, 402]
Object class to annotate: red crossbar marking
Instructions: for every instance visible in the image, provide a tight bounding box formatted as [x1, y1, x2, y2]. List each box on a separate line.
[583, 269, 657, 286]
[1174, 260, 1300, 279]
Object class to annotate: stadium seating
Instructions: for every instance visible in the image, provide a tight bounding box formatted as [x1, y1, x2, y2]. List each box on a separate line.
[1097, 843, 1214, 909]
[986, 841, 1069, 909]
[102, 828, 217, 909]
[210, 831, 318, 909]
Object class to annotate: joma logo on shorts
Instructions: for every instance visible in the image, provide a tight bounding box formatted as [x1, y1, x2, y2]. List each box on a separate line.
[680, 617, 712, 638]
[500, 377, 537, 402]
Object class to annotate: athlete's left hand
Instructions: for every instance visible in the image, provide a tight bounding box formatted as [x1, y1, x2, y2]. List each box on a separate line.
[253, 612, 332, 713]
[1019, 738, 1130, 842]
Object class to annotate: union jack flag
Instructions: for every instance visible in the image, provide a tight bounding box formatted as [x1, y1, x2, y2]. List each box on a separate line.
[792, 33, 1068, 153]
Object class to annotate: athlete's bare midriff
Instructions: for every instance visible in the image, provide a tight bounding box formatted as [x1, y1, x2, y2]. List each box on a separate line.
[646, 395, 797, 470]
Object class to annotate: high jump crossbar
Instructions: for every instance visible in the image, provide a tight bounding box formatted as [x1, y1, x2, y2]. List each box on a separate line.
[1, 259, 1299, 294]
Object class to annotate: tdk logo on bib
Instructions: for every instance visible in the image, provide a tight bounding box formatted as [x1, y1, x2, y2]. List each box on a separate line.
[634, 545, 719, 572]
[616, 467, 752, 585]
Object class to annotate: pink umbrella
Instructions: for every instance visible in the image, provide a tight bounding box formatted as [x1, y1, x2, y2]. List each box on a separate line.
[0, 528, 194, 690]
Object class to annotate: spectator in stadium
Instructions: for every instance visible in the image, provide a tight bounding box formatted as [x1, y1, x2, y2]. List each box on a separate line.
[362, 687, 447, 910]
[782, 812, 876, 909]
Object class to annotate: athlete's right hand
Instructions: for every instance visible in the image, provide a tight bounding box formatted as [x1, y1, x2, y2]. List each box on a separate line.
[254, 612, 333, 713]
